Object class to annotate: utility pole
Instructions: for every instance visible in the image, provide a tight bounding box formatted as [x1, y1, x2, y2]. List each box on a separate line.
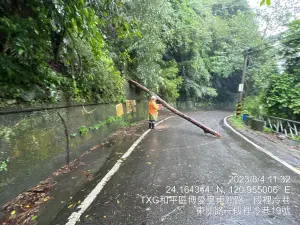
[236, 48, 250, 117]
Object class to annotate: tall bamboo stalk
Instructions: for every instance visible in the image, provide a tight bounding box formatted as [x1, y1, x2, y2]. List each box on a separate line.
[127, 79, 221, 137]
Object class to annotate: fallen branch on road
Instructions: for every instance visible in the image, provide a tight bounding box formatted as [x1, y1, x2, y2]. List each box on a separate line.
[127, 79, 221, 137]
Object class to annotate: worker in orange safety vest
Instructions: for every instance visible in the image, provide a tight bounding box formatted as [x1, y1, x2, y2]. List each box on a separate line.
[148, 96, 161, 129]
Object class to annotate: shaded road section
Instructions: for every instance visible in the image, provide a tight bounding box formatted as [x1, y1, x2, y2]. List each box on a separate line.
[51, 111, 300, 225]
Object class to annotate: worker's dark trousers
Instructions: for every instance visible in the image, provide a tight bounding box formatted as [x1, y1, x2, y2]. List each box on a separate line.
[149, 120, 155, 129]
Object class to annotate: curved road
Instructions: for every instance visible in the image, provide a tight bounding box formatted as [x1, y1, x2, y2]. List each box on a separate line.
[51, 111, 300, 225]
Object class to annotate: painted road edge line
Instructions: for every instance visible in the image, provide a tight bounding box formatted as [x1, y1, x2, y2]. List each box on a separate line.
[65, 116, 175, 225]
[224, 116, 300, 176]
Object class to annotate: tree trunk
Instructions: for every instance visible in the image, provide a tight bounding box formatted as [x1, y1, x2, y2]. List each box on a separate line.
[127, 79, 221, 137]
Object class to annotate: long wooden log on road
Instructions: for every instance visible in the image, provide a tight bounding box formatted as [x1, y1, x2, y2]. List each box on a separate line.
[127, 79, 221, 137]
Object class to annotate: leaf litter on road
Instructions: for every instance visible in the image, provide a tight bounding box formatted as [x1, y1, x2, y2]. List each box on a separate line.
[1, 178, 55, 225]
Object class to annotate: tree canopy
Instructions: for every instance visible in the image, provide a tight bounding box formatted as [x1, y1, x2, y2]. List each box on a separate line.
[1, 0, 299, 121]
[0, 0, 262, 104]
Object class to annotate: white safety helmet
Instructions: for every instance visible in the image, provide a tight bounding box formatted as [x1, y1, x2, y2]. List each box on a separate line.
[151, 96, 157, 100]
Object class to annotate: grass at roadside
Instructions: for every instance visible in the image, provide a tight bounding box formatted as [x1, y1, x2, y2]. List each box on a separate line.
[229, 114, 300, 143]
[263, 126, 275, 133]
[228, 116, 244, 129]
[292, 135, 300, 142]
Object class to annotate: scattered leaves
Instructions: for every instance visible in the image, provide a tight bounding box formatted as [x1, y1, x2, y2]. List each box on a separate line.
[31, 215, 38, 221]
[52, 159, 85, 176]
[80, 170, 94, 181]
[0, 116, 167, 225]
[90, 144, 103, 151]
[2, 178, 55, 225]
[43, 196, 51, 202]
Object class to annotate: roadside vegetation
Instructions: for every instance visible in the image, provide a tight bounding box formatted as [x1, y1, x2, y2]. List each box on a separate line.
[263, 126, 275, 133]
[241, 18, 300, 121]
[0, 0, 265, 106]
[2, 0, 299, 122]
[1, 0, 300, 163]
[229, 116, 245, 129]
[292, 136, 300, 142]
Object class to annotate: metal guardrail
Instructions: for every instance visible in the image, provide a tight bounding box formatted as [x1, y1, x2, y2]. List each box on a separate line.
[260, 115, 300, 137]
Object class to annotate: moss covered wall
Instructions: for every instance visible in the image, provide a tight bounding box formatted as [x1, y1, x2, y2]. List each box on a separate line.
[0, 83, 148, 205]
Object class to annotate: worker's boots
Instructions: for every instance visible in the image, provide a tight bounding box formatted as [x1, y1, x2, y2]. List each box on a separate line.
[151, 122, 155, 129]
[149, 122, 152, 129]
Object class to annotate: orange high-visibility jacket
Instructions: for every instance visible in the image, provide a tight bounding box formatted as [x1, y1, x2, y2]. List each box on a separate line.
[148, 100, 159, 115]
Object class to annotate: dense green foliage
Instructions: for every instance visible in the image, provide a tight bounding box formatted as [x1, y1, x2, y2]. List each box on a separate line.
[1, 0, 298, 122]
[0, 0, 126, 103]
[260, 0, 272, 6]
[0, 0, 265, 105]
[0, 159, 9, 172]
[244, 19, 300, 121]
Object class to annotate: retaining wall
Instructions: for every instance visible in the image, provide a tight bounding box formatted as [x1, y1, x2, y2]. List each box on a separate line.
[0, 83, 148, 205]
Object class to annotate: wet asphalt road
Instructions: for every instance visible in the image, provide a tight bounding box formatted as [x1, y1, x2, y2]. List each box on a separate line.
[51, 111, 300, 225]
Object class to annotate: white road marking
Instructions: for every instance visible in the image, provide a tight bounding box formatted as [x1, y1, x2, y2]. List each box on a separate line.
[65, 116, 175, 225]
[224, 116, 300, 176]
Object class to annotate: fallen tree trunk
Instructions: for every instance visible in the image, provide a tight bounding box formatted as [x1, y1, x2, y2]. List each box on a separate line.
[127, 79, 221, 137]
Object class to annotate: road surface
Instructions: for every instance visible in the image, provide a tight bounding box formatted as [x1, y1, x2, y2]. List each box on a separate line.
[51, 111, 300, 225]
